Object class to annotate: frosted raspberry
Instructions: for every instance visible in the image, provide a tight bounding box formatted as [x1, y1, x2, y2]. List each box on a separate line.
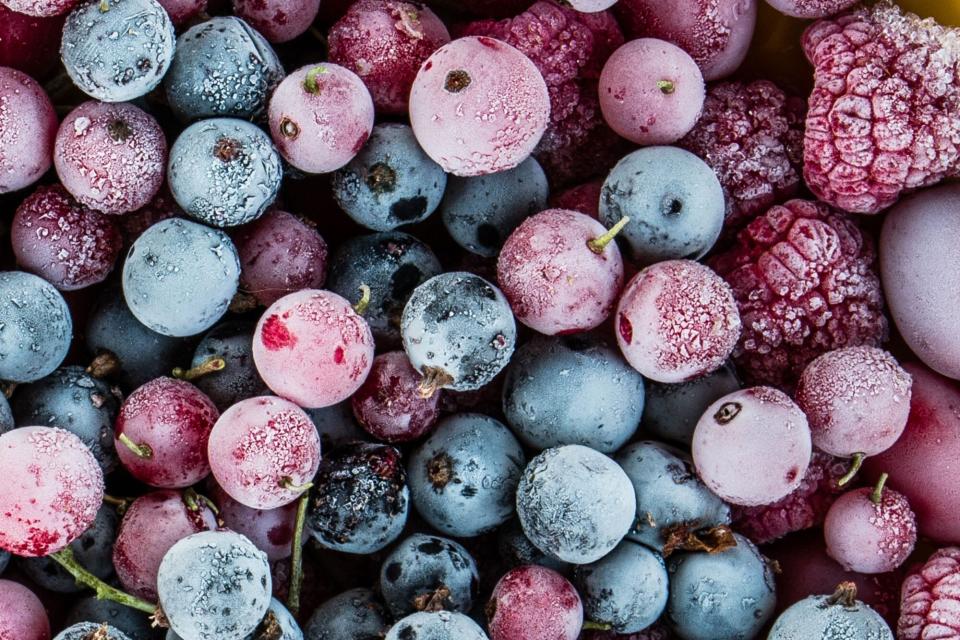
[898, 547, 960, 639]
[711, 199, 887, 388]
[732, 449, 848, 544]
[462, 1, 627, 186]
[802, 2, 960, 214]
[678, 80, 806, 229]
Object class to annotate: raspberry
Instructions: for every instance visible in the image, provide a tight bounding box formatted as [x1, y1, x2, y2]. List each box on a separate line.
[461, 1, 627, 186]
[898, 547, 960, 639]
[802, 2, 960, 214]
[711, 199, 887, 388]
[678, 80, 806, 230]
[732, 450, 848, 544]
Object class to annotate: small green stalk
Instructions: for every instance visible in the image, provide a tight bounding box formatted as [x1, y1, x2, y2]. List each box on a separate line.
[50, 547, 156, 614]
[286, 489, 312, 617]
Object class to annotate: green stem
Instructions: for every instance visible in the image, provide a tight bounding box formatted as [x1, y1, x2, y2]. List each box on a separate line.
[657, 79, 675, 94]
[303, 66, 328, 94]
[286, 490, 311, 617]
[837, 452, 865, 487]
[50, 548, 156, 614]
[353, 284, 371, 316]
[117, 433, 152, 459]
[871, 472, 889, 505]
[587, 217, 630, 254]
[581, 621, 613, 631]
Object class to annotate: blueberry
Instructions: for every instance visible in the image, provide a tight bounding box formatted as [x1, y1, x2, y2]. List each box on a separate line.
[303, 402, 369, 451]
[55, 623, 132, 640]
[163, 17, 284, 122]
[0, 551, 8, 575]
[496, 519, 570, 575]
[168, 118, 283, 228]
[166, 599, 302, 640]
[0, 271, 72, 383]
[600, 146, 724, 265]
[61, 0, 175, 103]
[616, 441, 730, 552]
[64, 597, 158, 640]
[641, 362, 741, 446]
[332, 123, 447, 231]
[385, 611, 488, 640]
[304, 588, 389, 640]
[0, 394, 13, 434]
[190, 321, 268, 411]
[768, 588, 893, 640]
[326, 232, 442, 349]
[502, 333, 645, 453]
[666, 533, 776, 640]
[408, 413, 525, 537]
[379, 533, 479, 618]
[440, 156, 549, 257]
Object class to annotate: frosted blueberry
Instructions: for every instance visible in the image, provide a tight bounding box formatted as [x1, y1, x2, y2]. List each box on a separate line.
[0, 271, 72, 383]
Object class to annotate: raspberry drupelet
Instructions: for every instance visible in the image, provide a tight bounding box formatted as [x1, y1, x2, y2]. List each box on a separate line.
[899, 547, 960, 640]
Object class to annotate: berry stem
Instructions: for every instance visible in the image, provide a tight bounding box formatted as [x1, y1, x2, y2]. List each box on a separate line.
[50, 547, 158, 615]
[871, 472, 889, 505]
[417, 366, 453, 398]
[587, 217, 630, 254]
[353, 284, 371, 316]
[581, 621, 613, 631]
[86, 351, 120, 379]
[657, 79, 675, 94]
[826, 581, 858, 607]
[117, 433, 153, 459]
[303, 66, 328, 95]
[172, 356, 226, 381]
[837, 452, 865, 487]
[286, 489, 311, 617]
[102, 494, 132, 515]
[280, 477, 314, 494]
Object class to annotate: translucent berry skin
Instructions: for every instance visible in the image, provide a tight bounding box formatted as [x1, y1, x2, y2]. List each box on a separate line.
[409, 36, 551, 177]
[711, 199, 887, 388]
[12, 185, 122, 291]
[487, 565, 583, 640]
[268, 63, 375, 175]
[0, 67, 56, 194]
[599, 38, 704, 145]
[768, 593, 893, 640]
[61, 0, 175, 102]
[899, 547, 960, 640]
[616, 260, 740, 384]
[157, 530, 272, 640]
[401, 272, 517, 393]
[235, 209, 328, 307]
[0, 8, 65, 78]
[881, 184, 960, 380]
[232, 0, 320, 42]
[824, 486, 917, 575]
[615, 0, 757, 81]
[351, 351, 441, 443]
[164, 17, 283, 122]
[796, 347, 912, 457]
[765, 0, 857, 19]
[0, 271, 72, 383]
[386, 612, 487, 640]
[517, 445, 636, 564]
[115, 377, 220, 488]
[641, 362, 740, 446]
[112, 490, 218, 601]
[0, 426, 103, 556]
[498, 209, 623, 335]
[0, 580, 49, 640]
[208, 396, 321, 510]
[328, 0, 452, 114]
[253, 289, 375, 409]
[693, 387, 812, 507]
[56, 623, 130, 640]
[802, 3, 960, 214]
[122, 218, 241, 337]
[305, 589, 390, 640]
[599, 147, 725, 265]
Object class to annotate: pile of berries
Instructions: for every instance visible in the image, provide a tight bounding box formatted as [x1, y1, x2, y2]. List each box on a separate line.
[1, 0, 960, 639]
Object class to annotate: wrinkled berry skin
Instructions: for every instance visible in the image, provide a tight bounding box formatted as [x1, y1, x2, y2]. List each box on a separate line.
[487, 565, 583, 640]
[899, 547, 960, 640]
[306, 443, 409, 554]
[304, 588, 390, 640]
[0, 271, 72, 383]
[769, 593, 893, 640]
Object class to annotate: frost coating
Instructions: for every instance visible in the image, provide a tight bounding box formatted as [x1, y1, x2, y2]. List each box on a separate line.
[304, 588, 389, 640]
[488, 565, 582, 640]
[899, 547, 960, 640]
[0, 271, 72, 383]
[55, 622, 132, 640]
[824, 486, 917, 574]
[0, 67, 56, 194]
[769, 593, 892, 640]
[641, 363, 740, 446]
[351, 351, 441, 443]
[385, 611, 488, 640]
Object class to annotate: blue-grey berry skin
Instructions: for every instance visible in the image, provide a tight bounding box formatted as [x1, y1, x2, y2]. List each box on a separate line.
[326, 232, 442, 350]
[304, 402, 368, 451]
[573, 540, 669, 633]
[157, 531, 272, 640]
[385, 612, 489, 640]
[768, 593, 893, 640]
[304, 588, 390, 640]
[55, 623, 132, 640]
[168, 118, 283, 228]
[12, 365, 120, 472]
[19, 503, 118, 593]
[401, 272, 516, 393]
[190, 321, 268, 411]
[440, 156, 549, 257]
[497, 520, 570, 575]
[167, 599, 302, 640]
[65, 597, 158, 640]
[85, 284, 193, 391]
[60, 0, 175, 103]
[0, 394, 13, 434]
[641, 362, 740, 446]
[306, 443, 409, 554]
[163, 17, 283, 122]
[516, 445, 636, 565]
[616, 441, 730, 553]
[0, 271, 72, 383]
[599, 146, 725, 265]
[379, 533, 479, 618]
[666, 533, 776, 640]
[0, 551, 9, 575]
[408, 413, 525, 538]
[332, 124, 447, 232]
[122, 218, 240, 337]
[502, 334, 645, 453]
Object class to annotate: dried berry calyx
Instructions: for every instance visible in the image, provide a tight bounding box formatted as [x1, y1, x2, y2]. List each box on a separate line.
[662, 524, 738, 557]
[443, 69, 471, 93]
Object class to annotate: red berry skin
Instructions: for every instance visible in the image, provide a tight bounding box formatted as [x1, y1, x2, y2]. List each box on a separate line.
[232, 0, 320, 43]
[823, 485, 917, 574]
[0, 580, 50, 640]
[351, 351, 441, 443]
[487, 565, 583, 640]
[0, 67, 57, 194]
[550, 180, 603, 220]
[899, 547, 960, 640]
[0, 7, 65, 79]
[114, 377, 220, 489]
[207, 481, 302, 561]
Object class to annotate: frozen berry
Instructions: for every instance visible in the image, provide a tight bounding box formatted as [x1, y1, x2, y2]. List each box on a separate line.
[12, 184, 122, 291]
[766, 0, 857, 19]
[0, 580, 50, 640]
[268, 63, 375, 174]
[0, 67, 56, 194]
[0, 271, 73, 383]
[206, 481, 301, 562]
[329, 0, 451, 114]
[711, 199, 887, 388]
[56, 623, 130, 640]
[486, 565, 583, 640]
[550, 179, 602, 219]
[232, 0, 320, 42]
[616, 260, 741, 384]
[769, 583, 893, 640]
[899, 547, 960, 640]
[352, 351, 441, 443]
[693, 386, 812, 507]
[386, 612, 487, 640]
[641, 363, 740, 446]
[0, 8, 65, 78]
[379, 533, 478, 617]
[409, 36, 551, 176]
[599, 38, 705, 145]
[155, 0, 205, 24]
[305, 589, 390, 640]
